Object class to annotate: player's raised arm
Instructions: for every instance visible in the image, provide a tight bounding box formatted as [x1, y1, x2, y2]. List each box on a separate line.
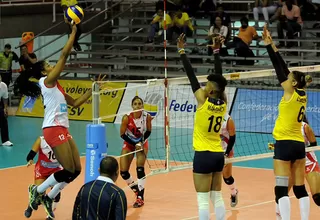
[177, 34, 206, 106]
[44, 24, 77, 87]
[262, 25, 293, 93]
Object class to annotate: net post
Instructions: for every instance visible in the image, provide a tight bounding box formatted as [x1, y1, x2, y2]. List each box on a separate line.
[84, 82, 107, 184]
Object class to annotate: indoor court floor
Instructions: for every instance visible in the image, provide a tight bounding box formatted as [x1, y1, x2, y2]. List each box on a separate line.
[1, 117, 319, 220]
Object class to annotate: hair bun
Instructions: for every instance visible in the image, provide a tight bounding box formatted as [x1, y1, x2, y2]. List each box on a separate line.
[305, 75, 312, 83]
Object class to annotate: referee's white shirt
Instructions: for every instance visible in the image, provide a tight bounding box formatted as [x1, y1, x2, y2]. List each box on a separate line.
[0, 82, 8, 100]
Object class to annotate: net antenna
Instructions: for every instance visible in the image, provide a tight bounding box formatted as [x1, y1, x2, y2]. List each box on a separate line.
[163, 0, 171, 174]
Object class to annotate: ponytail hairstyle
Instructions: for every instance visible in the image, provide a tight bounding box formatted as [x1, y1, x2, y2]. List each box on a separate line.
[13, 60, 46, 98]
[292, 71, 312, 89]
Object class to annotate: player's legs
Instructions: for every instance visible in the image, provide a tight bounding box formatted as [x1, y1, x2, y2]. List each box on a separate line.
[274, 159, 291, 220]
[25, 179, 46, 218]
[120, 145, 137, 194]
[223, 162, 238, 207]
[134, 145, 148, 208]
[29, 128, 75, 218]
[193, 173, 212, 220]
[306, 171, 320, 206]
[210, 172, 225, 220]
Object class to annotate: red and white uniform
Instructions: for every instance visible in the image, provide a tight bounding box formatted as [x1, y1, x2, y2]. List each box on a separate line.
[302, 122, 320, 174]
[35, 136, 62, 180]
[123, 111, 149, 152]
[220, 114, 234, 157]
[39, 77, 72, 147]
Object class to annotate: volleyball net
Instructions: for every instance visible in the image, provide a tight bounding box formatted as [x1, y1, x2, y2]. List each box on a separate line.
[91, 64, 320, 177]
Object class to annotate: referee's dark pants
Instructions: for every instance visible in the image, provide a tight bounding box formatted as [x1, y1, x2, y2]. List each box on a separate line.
[0, 107, 9, 143]
[0, 70, 12, 87]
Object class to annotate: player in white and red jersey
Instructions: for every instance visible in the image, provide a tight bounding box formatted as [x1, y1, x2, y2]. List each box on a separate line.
[24, 136, 62, 220]
[120, 96, 152, 208]
[220, 113, 238, 207]
[270, 119, 320, 219]
[14, 24, 100, 219]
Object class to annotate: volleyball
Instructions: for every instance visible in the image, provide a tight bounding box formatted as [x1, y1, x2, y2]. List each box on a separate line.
[65, 5, 84, 25]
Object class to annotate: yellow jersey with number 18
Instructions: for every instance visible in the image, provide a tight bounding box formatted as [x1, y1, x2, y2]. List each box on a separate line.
[193, 97, 227, 152]
[273, 89, 307, 142]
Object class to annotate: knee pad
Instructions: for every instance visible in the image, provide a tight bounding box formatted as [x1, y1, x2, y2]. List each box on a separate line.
[120, 171, 130, 180]
[312, 193, 320, 206]
[223, 176, 234, 185]
[68, 170, 81, 183]
[54, 192, 61, 203]
[54, 169, 74, 182]
[293, 185, 308, 199]
[275, 186, 288, 201]
[137, 167, 145, 179]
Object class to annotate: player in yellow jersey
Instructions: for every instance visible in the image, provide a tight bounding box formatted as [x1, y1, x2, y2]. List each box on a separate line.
[263, 26, 312, 220]
[178, 34, 227, 220]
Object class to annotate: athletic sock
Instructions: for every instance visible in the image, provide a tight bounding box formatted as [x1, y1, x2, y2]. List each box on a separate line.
[37, 174, 59, 193]
[279, 196, 290, 220]
[197, 192, 210, 220]
[228, 182, 237, 196]
[299, 196, 310, 220]
[276, 203, 281, 220]
[137, 178, 146, 199]
[48, 182, 68, 200]
[210, 191, 225, 220]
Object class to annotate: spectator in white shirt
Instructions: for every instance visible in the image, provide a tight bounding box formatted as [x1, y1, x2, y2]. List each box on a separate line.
[0, 79, 12, 146]
[207, 16, 229, 57]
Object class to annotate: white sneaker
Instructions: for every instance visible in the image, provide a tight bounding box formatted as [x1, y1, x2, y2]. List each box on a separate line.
[2, 141, 13, 146]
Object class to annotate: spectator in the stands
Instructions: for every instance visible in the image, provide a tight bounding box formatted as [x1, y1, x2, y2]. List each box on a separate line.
[277, 0, 302, 48]
[210, 4, 231, 27]
[253, 0, 278, 26]
[270, 0, 298, 23]
[61, 0, 82, 51]
[207, 16, 229, 57]
[172, 10, 194, 39]
[223, 17, 258, 66]
[146, 9, 173, 44]
[19, 45, 37, 72]
[0, 44, 19, 87]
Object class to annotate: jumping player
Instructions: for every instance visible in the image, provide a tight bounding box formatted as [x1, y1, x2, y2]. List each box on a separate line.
[24, 136, 62, 220]
[14, 24, 101, 219]
[269, 120, 320, 219]
[178, 33, 227, 220]
[220, 113, 238, 207]
[263, 25, 311, 220]
[119, 96, 152, 208]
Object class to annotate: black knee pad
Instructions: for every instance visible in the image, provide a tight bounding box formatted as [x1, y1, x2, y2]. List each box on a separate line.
[275, 186, 288, 201]
[293, 185, 308, 199]
[54, 192, 61, 203]
[68, 170, 81, 183]
[120, 171, 130, 180]
[53, 169, 74, 182]
[312, 193, 320, 206]
[136, 167, 145, 179]
[223, 176, 235, 185]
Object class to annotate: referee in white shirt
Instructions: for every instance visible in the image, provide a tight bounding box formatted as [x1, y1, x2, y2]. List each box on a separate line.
[0, 79, 12, 146]
[72, 156, 127, 220]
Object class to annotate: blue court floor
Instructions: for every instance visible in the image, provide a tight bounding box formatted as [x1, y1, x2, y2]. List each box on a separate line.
[1, 116, 319, 170]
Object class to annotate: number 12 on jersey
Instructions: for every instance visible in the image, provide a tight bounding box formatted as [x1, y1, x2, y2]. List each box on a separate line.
[208, 115, 222, 133]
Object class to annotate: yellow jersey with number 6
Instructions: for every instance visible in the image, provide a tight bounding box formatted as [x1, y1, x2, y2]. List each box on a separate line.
[193, 97, 227, 152]
[273, 89, 307, 142]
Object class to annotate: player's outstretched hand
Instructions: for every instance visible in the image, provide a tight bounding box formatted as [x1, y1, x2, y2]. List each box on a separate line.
[27, 160, 34, 167]
[262, 24, 273, 46]
[208, 35, 225, 50]
[177, 33, 186, 50]
[268, 143, 275, 151]
[135, 142, 142, 151]
[91, 74, 107, 90]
